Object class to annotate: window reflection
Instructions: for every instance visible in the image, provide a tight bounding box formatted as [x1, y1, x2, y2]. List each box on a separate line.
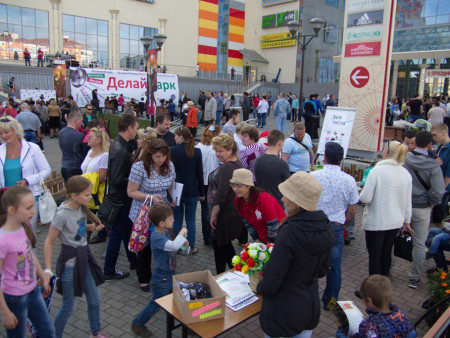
[0, 5, 49, 62]
[119, 23, 157, 70]
[62, 14, 108, 67]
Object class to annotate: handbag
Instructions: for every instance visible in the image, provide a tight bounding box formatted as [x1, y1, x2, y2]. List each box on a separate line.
[38, 174, 57, 224]
[97, 195, 123, 226]
[394, 231, 413, 262]
[128, 195, 153, 253]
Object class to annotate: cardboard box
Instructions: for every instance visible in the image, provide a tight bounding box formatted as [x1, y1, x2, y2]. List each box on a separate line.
[173, 270, 226, 324]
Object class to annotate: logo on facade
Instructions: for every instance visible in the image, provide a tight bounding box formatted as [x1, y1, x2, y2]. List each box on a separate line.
[345, 25, 383, 43]
[262, 10, 299, 29]
[347, 10, 384, 27]
[344, 42, 381, 57]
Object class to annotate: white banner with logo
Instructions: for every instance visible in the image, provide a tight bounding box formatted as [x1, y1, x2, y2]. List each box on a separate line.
[426, 70, 450, 79]
[69, 68, 179, 108]
[318, 107, 357, 158]
[20, 89, 56, 102]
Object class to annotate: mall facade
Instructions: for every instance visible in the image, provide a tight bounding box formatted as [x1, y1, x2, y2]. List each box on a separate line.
[0, 0, 448, 96]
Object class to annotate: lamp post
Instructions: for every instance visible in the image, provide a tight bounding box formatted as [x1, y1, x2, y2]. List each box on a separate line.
[287, 18, 326, 108]
[140, 34, 167, 127]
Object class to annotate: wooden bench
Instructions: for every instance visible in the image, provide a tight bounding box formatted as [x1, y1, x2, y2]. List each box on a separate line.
[44, 170, 66, 196]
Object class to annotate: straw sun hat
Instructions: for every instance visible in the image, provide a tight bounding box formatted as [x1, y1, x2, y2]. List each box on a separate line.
[278, 171, 322, 211]
[229, 168, 254, 186]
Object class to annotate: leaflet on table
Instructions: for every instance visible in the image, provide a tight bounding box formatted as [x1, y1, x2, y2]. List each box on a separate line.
[171, 182, 184, 206]
[336, 301, 365, 336]
[216, 272, 254, 307]
[227, 295, 259, 312]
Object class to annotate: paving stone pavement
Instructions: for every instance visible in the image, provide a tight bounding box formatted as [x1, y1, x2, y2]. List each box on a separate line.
[0, 132, 438, 337]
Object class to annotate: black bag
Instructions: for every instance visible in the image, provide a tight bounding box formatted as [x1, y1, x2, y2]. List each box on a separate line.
[394, 231, 413, 262]
[97, 195, 123, 226]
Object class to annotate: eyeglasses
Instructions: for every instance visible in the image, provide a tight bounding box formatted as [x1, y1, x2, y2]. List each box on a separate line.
[230, 183, 243, 189]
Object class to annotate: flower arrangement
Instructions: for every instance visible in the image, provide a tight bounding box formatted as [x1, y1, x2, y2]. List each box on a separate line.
[232, 242, 273, 275]
[428, 270, 450, 303]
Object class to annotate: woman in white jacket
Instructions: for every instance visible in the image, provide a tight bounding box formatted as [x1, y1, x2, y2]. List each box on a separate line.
[360, 140, 412, 276]
[0, 116, 51, 234]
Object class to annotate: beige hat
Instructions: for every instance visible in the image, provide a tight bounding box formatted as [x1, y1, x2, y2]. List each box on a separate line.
[187, 100, 195, 106]
[229, 168, 254, 186]
[278, 171, 321, 211]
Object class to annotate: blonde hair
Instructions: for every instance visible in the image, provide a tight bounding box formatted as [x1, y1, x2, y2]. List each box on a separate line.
[385, 140, 408, 164]
[235, 121, 249, 134]
[137, 127, 157, 144]
[90, 128, 110, 154]
[0, 116, 24, 140]
[212, 133, 237, 155]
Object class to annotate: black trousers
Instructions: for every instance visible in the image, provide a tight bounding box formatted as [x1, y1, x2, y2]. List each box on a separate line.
[243, 108, 251, 122]
[136, 244, 152, 284]
[304, 115, 319, 139]
[238, 224, 249, 244]
[365, 229, 398, 276]
[212, 239, 236, 274]
[431, 192, 449, 223]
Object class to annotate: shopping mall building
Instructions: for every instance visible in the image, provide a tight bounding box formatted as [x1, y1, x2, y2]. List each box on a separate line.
[0, 0, 449, 97]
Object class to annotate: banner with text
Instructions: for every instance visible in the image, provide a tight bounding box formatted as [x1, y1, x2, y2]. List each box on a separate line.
[262, 10, 298, 29]
[20, 89, 56, 102]
[426, 69, 450, 78]
[339, 0, 397, 152]
[69, 68, 179, 108]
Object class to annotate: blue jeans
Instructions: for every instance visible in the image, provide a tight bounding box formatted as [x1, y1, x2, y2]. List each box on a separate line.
[173, 196, 198, 249]
[54, 265, 101, 337]
[257, 113, 267, 127]
[322, 223, 344, 307]
[37, 59, 44, 67]
[428, 228, 450, 271]
[24, 131, 37, 144]
[275, 114, 287, 133]
[215, 111, 223, 126]
[133, 270, 173, 326]
[104, 200, 137, 275]
[4, 285, 55, 338]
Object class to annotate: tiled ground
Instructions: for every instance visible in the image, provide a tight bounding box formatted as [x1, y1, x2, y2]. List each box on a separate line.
[1, 122, 441, 337]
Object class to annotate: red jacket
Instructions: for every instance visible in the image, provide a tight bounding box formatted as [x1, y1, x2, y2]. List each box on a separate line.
[253, 97, 260, 107]
[185, 107, 198, 128]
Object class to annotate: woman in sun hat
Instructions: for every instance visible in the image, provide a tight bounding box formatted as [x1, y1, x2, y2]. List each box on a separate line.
[230, 168, 285, 244]
[257, 171, 335, 338]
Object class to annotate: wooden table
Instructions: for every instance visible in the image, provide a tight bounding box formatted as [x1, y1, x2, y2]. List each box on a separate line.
[155, 291, 261, 338]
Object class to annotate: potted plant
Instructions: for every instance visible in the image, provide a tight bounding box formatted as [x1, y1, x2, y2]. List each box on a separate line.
[422, 270, 450, 327]
[232, 242, 273, 292]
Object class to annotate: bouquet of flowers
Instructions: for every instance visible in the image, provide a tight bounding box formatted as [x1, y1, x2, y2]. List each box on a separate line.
[232, 243, 274, 292]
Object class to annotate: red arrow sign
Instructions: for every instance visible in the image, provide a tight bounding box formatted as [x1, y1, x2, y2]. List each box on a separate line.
[350, 66, 370, 88]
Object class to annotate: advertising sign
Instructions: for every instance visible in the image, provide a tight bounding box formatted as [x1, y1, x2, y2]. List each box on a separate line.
[317, 107, 357, 158]
[20, 89, 56, 102]
[262, 10, 298, 29]
[347, 0, 385, 13]
[69, 68, 179, 108]
[346, 25, 383, 43]
[339, 0, 397, 152]
[344, 42, 381, 57]
[53, 61, 66, 101]
[260, 32, 296, 48]
[347, 9, 384, 27]
[262, 0, 297, 7]
[426, 70, 450, 78]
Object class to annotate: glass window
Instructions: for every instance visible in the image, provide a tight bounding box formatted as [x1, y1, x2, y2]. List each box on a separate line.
[87, 19, 98, 35]
[21, 8, 35, 27]
[129, 40, 139, 56]
[435, 15, 449, 24]
[7, 5, 21, 25]
[0, 5, 6, 23]
[0, 23, 7, 33]
[35, 10, 48, 28]
[87, 34, 97, 50]
[8, 24, 22, 36]
[119, 23, 158, 69]
[98, 21, 108, 36]
[120, 24, 130, 38]
[120, 39, 129, 54]
[22, 26, 36, 40]
[75, 33, 87, 45]
[63, 14, 74, 32]
[36, 28, 49, 39]
[75, 16, 86, 33]
[98, 36, 108, 51]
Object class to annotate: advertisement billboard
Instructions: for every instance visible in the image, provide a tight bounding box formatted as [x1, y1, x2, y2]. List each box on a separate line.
[347, 9, 384, 27]
[262, 10, 298, 29]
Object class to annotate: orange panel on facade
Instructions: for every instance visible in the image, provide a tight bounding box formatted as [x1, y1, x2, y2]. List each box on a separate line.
[199, 27, 218, 38]
[228, 33, 244, 43]
[229, 16, 245, 27]
[199, 9, 219, 21]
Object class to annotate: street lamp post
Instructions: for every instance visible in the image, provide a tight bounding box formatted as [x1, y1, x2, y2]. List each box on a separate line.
[287, 18, 326, 110]
[140, 34, 167, 127]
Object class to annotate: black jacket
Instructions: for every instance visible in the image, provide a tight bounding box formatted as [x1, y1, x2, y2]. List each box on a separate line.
[105, 135, 135, 203]
[170, 143, 204, 197]
[198, 94, 207, 110]
[257, 210, 334, 337]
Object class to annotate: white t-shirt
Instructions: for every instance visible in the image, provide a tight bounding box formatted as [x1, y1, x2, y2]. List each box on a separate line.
[195, 143, 220, 185]
[81, 150, 108, 174]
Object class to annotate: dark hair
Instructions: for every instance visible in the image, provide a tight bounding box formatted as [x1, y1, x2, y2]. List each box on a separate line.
[0, 186, 36, 248]
[402, 130, 416, 141]
[241, 125, 259, 142]
[236, 187, 265, 211]
[142, 138, 171, 177]
[267, 130, 285, 146]
[155, 113, 170, 125]
[415, 130, 433, 148]
[118, 113, 138, 132]
[229, 108, 240, 119]
[149, 204, 173, 227]
[174, 127, 195, 159]
[66, 176, 101, 225]
[309, 94, 315, 99]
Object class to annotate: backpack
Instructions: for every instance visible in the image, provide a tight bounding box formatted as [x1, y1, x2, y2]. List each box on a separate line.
[304, 101, 315, 114]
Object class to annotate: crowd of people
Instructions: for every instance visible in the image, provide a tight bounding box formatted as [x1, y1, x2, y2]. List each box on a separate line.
[0, 87, 449, 338]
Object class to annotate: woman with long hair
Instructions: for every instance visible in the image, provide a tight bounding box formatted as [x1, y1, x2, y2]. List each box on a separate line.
[134, 127, 157, 161]
[230, 168, 285, 244]
[359, 141, 411, 277]
[127, 138, 175, 291]
[257, 172, 334, 338]
[195, 125, 220, 245]
[171, 127, 204, 254]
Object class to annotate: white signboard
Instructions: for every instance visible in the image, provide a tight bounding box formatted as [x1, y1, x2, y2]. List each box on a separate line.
[318, 107, 357, 158]
[345, 25, 383, 43]
[69, 68, 179, 108]
[347, 0, 385, 13]
[426, 69, 450, 79]
[20, 89, 56, 102]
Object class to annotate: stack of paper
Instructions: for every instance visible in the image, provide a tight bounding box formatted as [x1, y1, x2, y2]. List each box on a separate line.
[216, 272, 259, 311]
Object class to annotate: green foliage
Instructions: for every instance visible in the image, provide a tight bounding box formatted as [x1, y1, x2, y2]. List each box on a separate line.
[428, 269, 450, 303]
[102, 113, 154, 138]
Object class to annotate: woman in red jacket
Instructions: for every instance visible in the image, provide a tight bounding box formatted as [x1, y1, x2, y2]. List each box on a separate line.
[230, 168, 285, 243]
[252, 93, 260, 119]
[185, 101, 198, 137]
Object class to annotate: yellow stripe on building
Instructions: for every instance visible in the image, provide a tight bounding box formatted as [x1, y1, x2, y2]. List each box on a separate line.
[229, 25, 244, 35]
[198, 54, 217, 64]
[199, 18, 219, 30]
[227, 57, 243, 67]
[199, 1, 218, 13]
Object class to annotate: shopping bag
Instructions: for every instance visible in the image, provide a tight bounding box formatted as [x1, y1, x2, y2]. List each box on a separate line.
[394, 231, 413, 262]
[38, 174, 57, 224]
[128, 195, 153, 253]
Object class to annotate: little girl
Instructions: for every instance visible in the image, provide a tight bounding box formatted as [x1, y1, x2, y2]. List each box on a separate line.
[44, 176, 108, 338]
[0, 186, 55, 337]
